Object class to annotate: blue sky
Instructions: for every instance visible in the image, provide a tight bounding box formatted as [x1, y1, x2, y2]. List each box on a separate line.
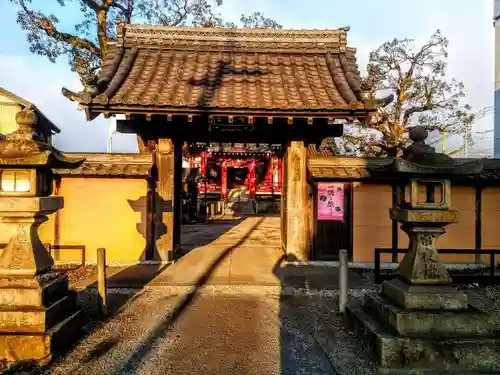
[0, 0, 494, 154]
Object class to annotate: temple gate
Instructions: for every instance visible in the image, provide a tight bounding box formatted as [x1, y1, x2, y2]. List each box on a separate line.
[62, 23, 381, 262]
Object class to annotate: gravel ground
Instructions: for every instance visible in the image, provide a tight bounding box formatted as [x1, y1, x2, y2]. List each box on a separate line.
[52, 265, 96, 289]
[2, 284, 500, 375]
[4, 287, 381, 375]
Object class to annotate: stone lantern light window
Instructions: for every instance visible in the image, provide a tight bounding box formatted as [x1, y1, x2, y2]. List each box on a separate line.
[394, 178, 450, 211]
[0, 169, 35, 195]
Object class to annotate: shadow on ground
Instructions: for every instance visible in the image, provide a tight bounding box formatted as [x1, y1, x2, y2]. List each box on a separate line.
[89, 216, 266, 375]
[6, 217, 266, 375]
[178, 218, 245, 256]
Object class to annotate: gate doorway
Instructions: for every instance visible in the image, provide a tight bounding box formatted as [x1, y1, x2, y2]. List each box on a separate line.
[312, 183, 353, 261]
[227, 167, 250, 203]
[65, 25, 377, 262]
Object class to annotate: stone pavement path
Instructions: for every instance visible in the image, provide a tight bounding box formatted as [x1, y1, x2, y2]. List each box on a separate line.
[34, 290, 376, 375]
[75, 216, 370, 290]
[152, 216, 284, 286]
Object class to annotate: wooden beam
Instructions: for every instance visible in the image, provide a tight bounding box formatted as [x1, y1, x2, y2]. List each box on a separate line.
[146, 169, 156, 260]
[348, 182, 354, 261]
[116, 118, 343, 143]
[87, 105, 371, 118]
[475, 184, 483, 264]
[391, 183, 399, 262]
[173, 141, 183, 254]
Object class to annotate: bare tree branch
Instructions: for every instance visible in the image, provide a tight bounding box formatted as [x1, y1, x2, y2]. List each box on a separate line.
[342, 30, 476, 157]
[8, 0, 281, 153]
[81, 0, 101, 12]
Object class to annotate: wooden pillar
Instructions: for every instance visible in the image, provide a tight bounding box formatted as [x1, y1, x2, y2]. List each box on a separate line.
[475, 183, 483, 264]
[391, 183, 399, 263]
[280, 151, 287, 251]
[221, 160, 228, 200]
[284, 141, 309, 261]
[276, 158, 282, 191]
[264, 157, 274, 185]
[248, 159, 256, 199]
[155, 138, 182, 261]
[199, 152, 207, 195]
[200, 152, 207, 176]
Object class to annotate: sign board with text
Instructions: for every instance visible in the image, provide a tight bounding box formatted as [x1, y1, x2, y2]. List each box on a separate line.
[317, 183, 345, 221]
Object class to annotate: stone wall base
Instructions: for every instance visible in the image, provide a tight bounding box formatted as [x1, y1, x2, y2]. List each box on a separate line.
[346, 278, 500, 374]
[0, 273, 82, 363]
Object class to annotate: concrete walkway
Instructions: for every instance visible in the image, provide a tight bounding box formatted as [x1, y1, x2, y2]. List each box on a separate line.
[152, 216, 283, 285]
[76, 216, 369, 290]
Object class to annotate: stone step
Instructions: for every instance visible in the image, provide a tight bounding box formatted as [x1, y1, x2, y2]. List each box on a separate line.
[346, 302, 500, 373]
[363, 292, 499, 338]
[0, 292, 77, 333]
[382, 278, 469, 310]
[0, 273, 69, 308]
[0, 308, 83, 363]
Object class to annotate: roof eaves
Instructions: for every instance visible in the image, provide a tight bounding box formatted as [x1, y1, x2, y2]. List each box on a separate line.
[33, 106, 61, 134]
[0, 87, 61, 134]
[0, 87, 33, 108]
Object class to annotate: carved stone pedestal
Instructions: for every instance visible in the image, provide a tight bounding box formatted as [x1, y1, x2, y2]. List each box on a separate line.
[0, 197, 82, 364]
[346, 209, 500, 374]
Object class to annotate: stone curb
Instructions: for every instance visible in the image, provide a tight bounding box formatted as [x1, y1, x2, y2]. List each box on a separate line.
[76, 285, 378, 297]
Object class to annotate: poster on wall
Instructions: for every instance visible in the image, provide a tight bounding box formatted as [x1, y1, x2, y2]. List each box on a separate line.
[317, 183, 345, 221]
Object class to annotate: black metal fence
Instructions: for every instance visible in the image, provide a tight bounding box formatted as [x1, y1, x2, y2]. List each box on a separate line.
[374, 248, 500, 284]
[0, 243, 86, 265]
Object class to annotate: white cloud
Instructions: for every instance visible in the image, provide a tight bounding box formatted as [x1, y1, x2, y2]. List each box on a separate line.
[0, 54, 138, 153]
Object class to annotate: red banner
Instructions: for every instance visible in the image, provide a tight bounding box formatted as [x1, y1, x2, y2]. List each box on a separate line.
[317, 183, 345, 221]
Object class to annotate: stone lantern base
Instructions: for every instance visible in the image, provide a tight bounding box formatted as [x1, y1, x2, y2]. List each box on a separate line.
[0, 272, 82, 364]
[347, 279, 500, 374]
[346, 210, 500, 374]
[0, 197, 83, 364]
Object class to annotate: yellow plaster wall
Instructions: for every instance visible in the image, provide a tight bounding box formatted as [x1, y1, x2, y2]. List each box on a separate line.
[39, 177, 147, 263]
[482, 187, 500, 258]
[352, 184, 478, 264]
[352, 183, 393, 262]
[397, 186, 476, 263]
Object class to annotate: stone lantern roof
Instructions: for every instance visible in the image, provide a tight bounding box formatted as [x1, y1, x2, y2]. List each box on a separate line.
[369, 126, 483, 177]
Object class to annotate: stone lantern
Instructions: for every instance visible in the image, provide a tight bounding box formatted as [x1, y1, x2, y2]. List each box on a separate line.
[0, 108, 84, 364]
[347, 126, 500, 373]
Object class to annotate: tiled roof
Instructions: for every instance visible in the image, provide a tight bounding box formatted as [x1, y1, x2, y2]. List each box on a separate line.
[308, 156, 500, 184]
[54, 153, 152, 177]
[307, 156, 387, 180]
[63, 24, 375, 117]
[307, 144, 336, 157]
[478, 159, 500, 181]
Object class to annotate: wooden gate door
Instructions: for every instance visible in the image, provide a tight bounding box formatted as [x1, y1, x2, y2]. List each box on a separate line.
[312, 182, 353, 261]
